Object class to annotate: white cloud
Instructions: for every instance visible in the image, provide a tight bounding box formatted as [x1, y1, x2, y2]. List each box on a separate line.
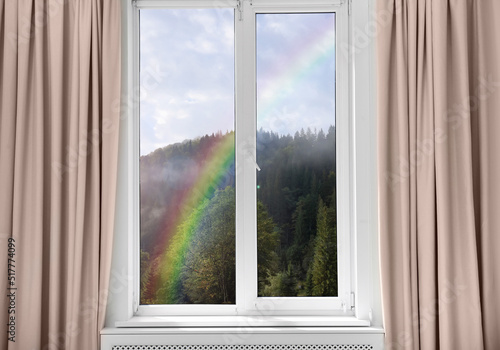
[185, 91, 209, 104]
[139, 10, 335, 156]
[186, 38, 217, 54]
[189, 12, 216, 34]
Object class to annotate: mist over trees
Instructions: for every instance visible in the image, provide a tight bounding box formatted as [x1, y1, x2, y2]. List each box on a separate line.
[140, 126, 337, 304]
[256, 126, 337, 296]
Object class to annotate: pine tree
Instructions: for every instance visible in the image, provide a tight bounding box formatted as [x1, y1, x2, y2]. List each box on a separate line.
[257, 201, 280, 294]
[310, 198, 337, 296]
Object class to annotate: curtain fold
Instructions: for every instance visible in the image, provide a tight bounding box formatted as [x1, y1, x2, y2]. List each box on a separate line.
[377, 0, 500, 349]
[0, 0, 121, 349]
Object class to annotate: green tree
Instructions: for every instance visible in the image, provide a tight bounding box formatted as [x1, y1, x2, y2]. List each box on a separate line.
[140, 127, 338, 302]
[310, 198, 337, 296]
[182, 187, 236, 303]
[140, 250, 152, 303]
[180, 188, 280, 303]
[261, 264, 296, 297]
[257, 201, 280, 293]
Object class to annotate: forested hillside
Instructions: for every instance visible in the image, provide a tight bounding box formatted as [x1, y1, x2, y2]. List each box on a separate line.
[256, 126, 337, 296]
[140, 127, 337, 304]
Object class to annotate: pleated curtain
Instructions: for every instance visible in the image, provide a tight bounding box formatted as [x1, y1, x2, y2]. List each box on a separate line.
[0, 0, 121, 349]
[377, 0, 500, 349]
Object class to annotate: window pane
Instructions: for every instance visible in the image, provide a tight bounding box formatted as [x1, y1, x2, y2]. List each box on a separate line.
[256, 13, 337, 297]
[139, 9, 235, 305]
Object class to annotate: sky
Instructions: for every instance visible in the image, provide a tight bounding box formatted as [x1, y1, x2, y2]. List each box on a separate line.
[140, 9, 335, 156]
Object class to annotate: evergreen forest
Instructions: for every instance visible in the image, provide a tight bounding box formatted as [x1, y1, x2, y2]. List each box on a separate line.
[140, 126, 337, 304]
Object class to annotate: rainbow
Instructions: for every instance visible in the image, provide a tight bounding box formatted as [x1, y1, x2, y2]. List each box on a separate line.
[257, 14, 336, 121]
[153, 135, 235, 303]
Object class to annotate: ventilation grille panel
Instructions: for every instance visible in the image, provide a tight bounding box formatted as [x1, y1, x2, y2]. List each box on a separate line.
[112, 345, 373, 350]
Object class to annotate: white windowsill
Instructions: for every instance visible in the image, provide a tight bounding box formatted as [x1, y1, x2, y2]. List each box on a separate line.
[114, 315, 371, 328]
[106, 326, 383, 337]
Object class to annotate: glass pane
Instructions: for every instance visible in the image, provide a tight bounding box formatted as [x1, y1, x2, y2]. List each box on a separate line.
[256, 13, 337, 297]
[140, 9, 235, 305]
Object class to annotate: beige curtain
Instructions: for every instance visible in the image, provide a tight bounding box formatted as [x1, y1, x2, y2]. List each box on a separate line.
[377, 0, 500, 349]
[0, 0, 121, 349]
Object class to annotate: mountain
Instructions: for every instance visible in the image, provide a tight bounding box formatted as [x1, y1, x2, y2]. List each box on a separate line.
[140, 126, 337, 304]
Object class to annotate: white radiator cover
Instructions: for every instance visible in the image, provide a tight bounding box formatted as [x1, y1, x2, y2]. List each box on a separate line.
[101, 329, 385, 350]
[111, 345, 375, 350]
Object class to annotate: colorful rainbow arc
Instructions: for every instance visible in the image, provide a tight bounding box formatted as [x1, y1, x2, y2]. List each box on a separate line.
[155, 135, 235, 303]
[150, 15, 335, 303]
[257, 14, 336, 120]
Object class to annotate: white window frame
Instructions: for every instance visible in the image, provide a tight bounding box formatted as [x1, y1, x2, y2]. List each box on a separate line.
[111, 0, 380, 328]
[238, 1, 351, 315]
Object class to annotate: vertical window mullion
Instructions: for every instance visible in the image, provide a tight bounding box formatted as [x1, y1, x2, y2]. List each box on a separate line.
[235, 2, 259, 313]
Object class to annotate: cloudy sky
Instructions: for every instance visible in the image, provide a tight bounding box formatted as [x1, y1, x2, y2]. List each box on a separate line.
[140, 9, 335, 156]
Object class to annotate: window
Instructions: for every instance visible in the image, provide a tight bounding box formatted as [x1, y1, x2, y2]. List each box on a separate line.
[136, 0, 349, 316]
[139, 8, 236, 306]
[120, 0, 378, 324]
[256, 12, 337, 298]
